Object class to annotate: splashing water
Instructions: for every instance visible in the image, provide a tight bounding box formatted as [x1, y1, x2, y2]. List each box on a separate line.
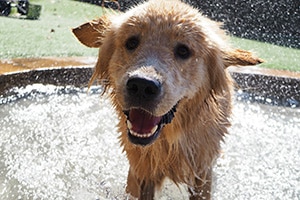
[0, 84, 299, 199]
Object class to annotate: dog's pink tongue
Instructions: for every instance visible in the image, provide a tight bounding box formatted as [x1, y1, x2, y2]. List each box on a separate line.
[129, 109, 162, 134]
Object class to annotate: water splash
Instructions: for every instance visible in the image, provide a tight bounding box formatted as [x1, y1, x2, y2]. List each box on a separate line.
[0, 85, 127, 199]
[0, 85, 299, 199]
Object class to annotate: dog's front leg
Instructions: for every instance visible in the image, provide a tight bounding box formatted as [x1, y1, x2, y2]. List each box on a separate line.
[126, 168, 140, 198]
[126, 168, 155, 200]
[188, 168, 212, 200]
[139, 180, 155, 200]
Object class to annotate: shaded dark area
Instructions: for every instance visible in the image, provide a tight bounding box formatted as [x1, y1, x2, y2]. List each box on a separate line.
[75, 0, 120, 10]
[0, 0, 41, 19]
[0, 0, 29, 16]
[77, 0, 299, 49]
[187, 0, 299, 49]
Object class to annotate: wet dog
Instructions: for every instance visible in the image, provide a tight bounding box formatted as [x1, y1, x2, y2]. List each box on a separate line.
[73, 0, 262, 199]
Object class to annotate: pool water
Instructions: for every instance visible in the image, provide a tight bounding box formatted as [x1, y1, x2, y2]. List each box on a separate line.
[0, 84, 299, 199]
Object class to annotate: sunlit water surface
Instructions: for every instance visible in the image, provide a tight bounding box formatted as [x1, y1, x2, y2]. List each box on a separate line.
[0, 84, 299, 200]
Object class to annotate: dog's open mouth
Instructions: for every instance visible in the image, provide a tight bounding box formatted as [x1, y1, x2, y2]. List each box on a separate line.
[124, 105, 177, 146]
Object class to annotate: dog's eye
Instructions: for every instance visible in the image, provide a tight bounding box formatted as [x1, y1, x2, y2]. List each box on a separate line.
[174, 44, 191, 59]
[125, 36, 140, 51]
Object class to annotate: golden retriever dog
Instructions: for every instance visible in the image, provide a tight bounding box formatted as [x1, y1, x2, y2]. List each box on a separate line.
[73, 0, 262, 199]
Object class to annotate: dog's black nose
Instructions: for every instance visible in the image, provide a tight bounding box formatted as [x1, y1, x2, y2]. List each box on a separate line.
[126, 77, 161, 101]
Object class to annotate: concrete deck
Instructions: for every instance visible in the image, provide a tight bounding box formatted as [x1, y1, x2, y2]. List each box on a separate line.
[0, 57, 299, 107]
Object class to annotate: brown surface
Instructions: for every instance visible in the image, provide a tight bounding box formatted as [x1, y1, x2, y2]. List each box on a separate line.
[0, 57, 96, 75]
[228, 66, 300, 79]
[0, 57, 299, 79]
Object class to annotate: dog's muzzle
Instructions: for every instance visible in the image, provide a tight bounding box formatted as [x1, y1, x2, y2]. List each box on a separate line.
[123, 77, 177, 146]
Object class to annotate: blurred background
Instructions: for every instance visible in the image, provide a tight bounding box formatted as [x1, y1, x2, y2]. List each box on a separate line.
[0, 0, 299, 71]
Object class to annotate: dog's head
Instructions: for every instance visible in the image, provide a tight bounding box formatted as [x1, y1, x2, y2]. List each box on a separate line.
[73, 0, 262, 146]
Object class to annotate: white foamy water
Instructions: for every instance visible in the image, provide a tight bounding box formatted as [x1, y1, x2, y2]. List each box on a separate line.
[0, 84, 299, 199]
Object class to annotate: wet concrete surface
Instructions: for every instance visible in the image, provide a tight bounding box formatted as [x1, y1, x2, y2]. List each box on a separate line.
[0, 57, 95, 97]
[0, 57, 299, 107]
[0, 57, 298, 77]
[229, 66, 300, 107]
[0, 57, 96, 75]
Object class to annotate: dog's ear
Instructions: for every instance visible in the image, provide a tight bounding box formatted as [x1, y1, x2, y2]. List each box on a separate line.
[222, 49, 263, 68]
[89, 30, 115, 91]
[208, 48, 263, 94]
[72, 16, 111, 48]
[206, 48, 230, 94]
[73, 16, 114, 91]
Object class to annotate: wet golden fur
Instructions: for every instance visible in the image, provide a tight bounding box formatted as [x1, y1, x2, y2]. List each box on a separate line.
[73, 0, 262, 199]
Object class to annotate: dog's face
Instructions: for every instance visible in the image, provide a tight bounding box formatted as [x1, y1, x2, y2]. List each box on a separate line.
[109, 3, 215, 145]
[73, 0, 262, 146]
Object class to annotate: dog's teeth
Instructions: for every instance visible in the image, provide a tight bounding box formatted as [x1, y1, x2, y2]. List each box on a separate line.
[127, 120, 133, 129]
[127, 121, 158, 138]
[130, 130, 139, 137]
[150, 125, 158, 134]
[130, 130, 152, 138]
